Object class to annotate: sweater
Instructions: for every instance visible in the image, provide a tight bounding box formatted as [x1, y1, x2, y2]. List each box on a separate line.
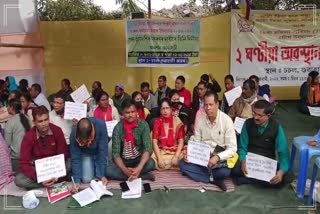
[19, 123, 69, 180]
[70, 117, 108, 183]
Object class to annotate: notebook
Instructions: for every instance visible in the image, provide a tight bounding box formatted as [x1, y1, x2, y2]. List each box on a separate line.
[46, 182, 71, 204]
[72, 180, 113, 207]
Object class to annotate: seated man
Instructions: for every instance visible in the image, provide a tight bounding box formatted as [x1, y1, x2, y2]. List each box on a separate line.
[49, 93, 73, 145]
[179, 91, 237, 191]
[30, 83, 51, 111]
[232, 100, 293, 187]
[140, 82, 158, 114]
[249, 75, 272, 102]
[106, 99, 155, 181]
[111, 83, 131, 115]
[14, 106, 70, 189]
[70, 117, 108, 192]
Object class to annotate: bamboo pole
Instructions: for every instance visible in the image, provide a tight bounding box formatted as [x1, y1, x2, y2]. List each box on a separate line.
[148, 0, 151, 18]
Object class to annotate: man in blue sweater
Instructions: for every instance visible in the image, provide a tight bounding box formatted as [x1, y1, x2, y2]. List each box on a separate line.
[70, 117, 108, 192]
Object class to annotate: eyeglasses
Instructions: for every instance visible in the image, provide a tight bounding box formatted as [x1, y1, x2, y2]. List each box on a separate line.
[252, 111, 267, 118]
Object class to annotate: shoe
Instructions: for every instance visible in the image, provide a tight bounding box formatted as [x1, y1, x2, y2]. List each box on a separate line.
[211, 180, 227, 192]
[141, 173, 155, 181]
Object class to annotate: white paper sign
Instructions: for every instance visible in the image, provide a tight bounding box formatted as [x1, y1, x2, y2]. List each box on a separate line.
[35, 154, 66, 183]
[234, 117, 246, 134]
[308, 106, 320, 117]
[187, 140, 211, 167]
[246, 152, 277, 182]
[179, 97, 185, 104]
[64, 102, 87, 120]
[224, 86, 242, 106]
[105, 120, 118, 138]
[70, 84, 91, 103]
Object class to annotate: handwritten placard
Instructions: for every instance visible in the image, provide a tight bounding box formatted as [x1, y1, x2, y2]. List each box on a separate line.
[234, 117, 246, 134]
[70, 84, 91, 103]
[187, 140, 211, 167]
[224, 86, 242, 106]
[105, 120, 118, 138]
[246, 152, 277, 182]
[308, 106, 320, 117]
[35, 154, 66, 183]
[64, 102, 87, 120]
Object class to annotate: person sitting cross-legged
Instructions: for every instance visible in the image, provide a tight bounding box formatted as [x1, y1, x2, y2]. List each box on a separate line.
[106, 99, 155, 181]
[179, 91, 237, 191]
[232, 100, 294, 187]
[14, 106, 70, 190]
[152, 98, 186, 170]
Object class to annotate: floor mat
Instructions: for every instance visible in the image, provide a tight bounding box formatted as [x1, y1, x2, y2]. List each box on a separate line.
[0, 170, 235, 197]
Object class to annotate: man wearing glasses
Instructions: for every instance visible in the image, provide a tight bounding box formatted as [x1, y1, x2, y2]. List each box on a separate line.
[15, 106, 69, 189]
[232, 100, 293, 187]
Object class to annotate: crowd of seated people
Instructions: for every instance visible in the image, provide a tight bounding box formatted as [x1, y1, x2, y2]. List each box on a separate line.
[1, 71, 318, 193]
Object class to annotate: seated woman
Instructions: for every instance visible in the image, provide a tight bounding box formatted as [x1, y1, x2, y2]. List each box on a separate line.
[132, 91, 152, 127]
[152, 98, 186, 170]
[299, 71, 320, 114]
[20, 92, 37, 121]
[5, 99, 32, 173]
[169, 89, 190, 133]
[0, 133, 14, 190]
[0, 90, 21, 125]
[93, 91, 119, 121]
[228, 79, 264, 121]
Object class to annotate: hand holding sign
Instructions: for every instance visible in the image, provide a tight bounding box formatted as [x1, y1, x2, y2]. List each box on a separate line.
[246, 152, 277, 182]
[224, 86, 242, 106]
[70, 84, 91, 104]
[64, 102, 87, 121]
[35, 154, 66, 183]
[187, 140, 211, 167]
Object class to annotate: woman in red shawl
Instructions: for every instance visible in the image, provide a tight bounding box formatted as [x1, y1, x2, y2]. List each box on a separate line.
[152, 98, 186, 170]
[94, 91, 120, 121]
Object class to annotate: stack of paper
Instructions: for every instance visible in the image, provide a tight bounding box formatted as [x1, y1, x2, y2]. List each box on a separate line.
[121, 178, 142, 199]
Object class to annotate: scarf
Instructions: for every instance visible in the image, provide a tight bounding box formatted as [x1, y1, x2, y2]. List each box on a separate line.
[308, 84, 320, 105]
[242, 92, 258, 104]
[94, 105, 113, 121]
[7, 76, 18, 93]
[123, 118, 138, 148]
[137, 107, 146, 120]
[159, 114, 175, 147]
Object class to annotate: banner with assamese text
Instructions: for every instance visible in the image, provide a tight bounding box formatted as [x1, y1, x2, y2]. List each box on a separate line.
[126, 19, 200, 67]
[231, 10, 320, 86]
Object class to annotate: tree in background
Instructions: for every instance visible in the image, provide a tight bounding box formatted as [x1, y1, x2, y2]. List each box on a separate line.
[37, 0, 113, 21]
[115, 0, 144, 17]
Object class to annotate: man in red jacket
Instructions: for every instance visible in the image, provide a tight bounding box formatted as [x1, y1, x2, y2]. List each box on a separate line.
[175, 75, 191, 107]
[14, 106, 70, 190]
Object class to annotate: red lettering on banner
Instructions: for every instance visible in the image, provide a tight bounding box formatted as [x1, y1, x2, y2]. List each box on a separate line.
[281, 45, 320, 65]
[245, 41, 278, 63]
[238, 41, 320, 65]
